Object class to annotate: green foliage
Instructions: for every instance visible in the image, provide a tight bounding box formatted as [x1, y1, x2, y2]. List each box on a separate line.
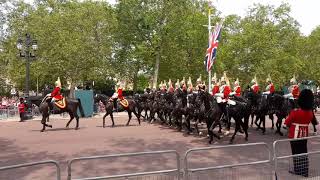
[0, 0, 319, 92]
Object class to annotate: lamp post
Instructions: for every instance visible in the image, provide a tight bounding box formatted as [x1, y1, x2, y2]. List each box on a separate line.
[17, 33, 38, 97]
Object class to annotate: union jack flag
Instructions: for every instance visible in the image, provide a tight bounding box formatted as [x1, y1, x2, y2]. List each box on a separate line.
[204, 23, 222, 72]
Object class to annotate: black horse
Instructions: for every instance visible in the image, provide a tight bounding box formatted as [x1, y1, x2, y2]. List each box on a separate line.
[196, 91, 223, 144]
[39, 96, 84, 132]
[94, 94, 141, 127]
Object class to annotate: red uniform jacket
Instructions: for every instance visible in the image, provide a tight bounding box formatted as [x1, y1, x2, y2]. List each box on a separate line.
[251, 84, 259, 94]
[234, 86, 241, 96]
[212, 85, 219, 96]
[223, 85, 231, 99]
[118, 88, 123, 99]
[51, 86, 63, 100]
[284, 109, 313, 139]
[269, 83, 275, 94]
[169, 86, 174, 93]
[291, 85, 300, 99]
[18, 103, 26, 113]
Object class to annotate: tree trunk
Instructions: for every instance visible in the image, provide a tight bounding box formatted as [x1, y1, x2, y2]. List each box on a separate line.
[69, 81, 76, 98]
[153, 47, 161, 89]
[133, 69, 138, 92]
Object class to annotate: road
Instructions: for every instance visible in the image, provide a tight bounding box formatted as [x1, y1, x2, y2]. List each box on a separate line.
[0, 112, 319, 180]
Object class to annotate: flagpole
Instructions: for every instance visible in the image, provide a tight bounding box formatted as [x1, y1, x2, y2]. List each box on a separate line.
[208, 7, 212, 93]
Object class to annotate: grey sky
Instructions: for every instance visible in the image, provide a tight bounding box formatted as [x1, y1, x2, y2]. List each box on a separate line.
[24, 0, 319, 35]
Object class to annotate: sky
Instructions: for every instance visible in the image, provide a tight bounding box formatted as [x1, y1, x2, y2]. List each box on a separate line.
[23, 0, 320, 36]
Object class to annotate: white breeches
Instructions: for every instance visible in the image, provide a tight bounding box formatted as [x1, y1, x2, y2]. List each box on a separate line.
[112, 93, 118, 99]
[284, 93, 294, 99]
[262, 91, 270, 95]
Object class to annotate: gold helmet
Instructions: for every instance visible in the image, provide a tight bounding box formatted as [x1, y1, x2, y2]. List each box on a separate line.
[55, 77, 61, 88]
[221, 71, 227, 83]
[251, 75, 258, 85]
[196, 74, 202, 84]
[266, 74, 272, 83]
[234, 78, 239, 86]
[211, 73, 217, 83]
[187, 77, 192, 86]
[290, 74, 297, 84]
[175, 79, 180, 88]
[181, 77, 186, 86]
[168, 79, 173, 87]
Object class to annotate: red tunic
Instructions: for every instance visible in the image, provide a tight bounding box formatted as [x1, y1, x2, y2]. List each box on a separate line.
[117, 88, 123, 100]
[284, 109, 313, 139]
[169, 86, 174, 93]
[269, 83, 275, 94]
[251, 84, 259, 94]
[291, 85, 300, 99]
[212, 85, 219, 96]
[18, 103, 26, 113]
[51, 86, 63, 100]
[223, 85, 231, 99]
[234, 86, 241, 96]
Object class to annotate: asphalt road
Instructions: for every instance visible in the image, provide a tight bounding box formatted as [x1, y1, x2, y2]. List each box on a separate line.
[0, 112, 319, 180]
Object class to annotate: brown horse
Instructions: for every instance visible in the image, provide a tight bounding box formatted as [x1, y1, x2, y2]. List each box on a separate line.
[94, 94, 141, 127]
[39, 97, 84, 132]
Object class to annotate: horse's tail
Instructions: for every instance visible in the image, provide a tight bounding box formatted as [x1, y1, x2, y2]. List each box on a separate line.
[77, 98, 85, 117]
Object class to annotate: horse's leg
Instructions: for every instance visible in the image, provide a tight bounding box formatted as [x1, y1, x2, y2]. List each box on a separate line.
[230, 119, 241, 144]
[269, 114, 274, 129]
[110, 113, 115, 127]
[261, 115, 266, 134]
[41, 115, 52, 132]
[75, 113, 79, 130]
[126, 111, 132, 126]
[250, 113, 254, 127]
[66, 112, 74, 129]
[102, 112, 109, 128]
[275, 116, 284, 136]
[132, 110, 141, 125]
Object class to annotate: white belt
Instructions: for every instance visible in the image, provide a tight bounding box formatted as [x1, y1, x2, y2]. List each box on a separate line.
[292, 123, 309, 139]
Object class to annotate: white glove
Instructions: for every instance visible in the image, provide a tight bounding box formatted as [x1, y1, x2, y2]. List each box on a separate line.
[46, 93, 51, 97]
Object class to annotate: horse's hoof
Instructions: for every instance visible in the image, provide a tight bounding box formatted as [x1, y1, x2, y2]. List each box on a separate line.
[256, 127, 260, 131]
[229, 140, 233, 144]
[75, 127, 79, 130]
[209, 140, 212, 144]
[126, 123, 129, 126]
[49, 125, 53, 128]
[245, 137, 248, 141]
[40, 130, 44, 132]
[279, 132, 284, 136]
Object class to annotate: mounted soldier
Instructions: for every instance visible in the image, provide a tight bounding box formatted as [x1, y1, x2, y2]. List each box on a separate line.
[230, 78, 241, 97]
[181, 77, 188, 93]
[168, 79, 174, 93]
[211, 73, 220, 96]
[263, 75, 275, 95]
[214, 72, 234, 105]
[45, 77, 64, 112]
[175, 79, 180, 90]
[196, 75, 205, 92]
[251, 75, 260, 94]
[284, 75, 300, 99]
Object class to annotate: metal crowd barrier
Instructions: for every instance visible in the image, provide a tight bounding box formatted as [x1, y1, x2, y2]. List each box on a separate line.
[273, 135, 320, 180]
[184, 142, 272, 180]
[67, 150, 181, 180]
[0, 160, 61, 180]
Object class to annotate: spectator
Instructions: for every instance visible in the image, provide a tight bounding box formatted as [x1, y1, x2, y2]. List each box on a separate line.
[18, 97, 27, 122]
[284, 89, 317, 177]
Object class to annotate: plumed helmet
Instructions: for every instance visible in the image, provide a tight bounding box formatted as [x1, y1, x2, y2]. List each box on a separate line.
[290, 74, 297, 84]
[187, 77, 192, 86]
[211, 73, 217, 83]
[181, 77, 186, 85]
[168, 79, 172, 87]
[251, 75, 258, 85]
[221, 71, 227, 83]
[159, 81, 163, 89]
[196, 74, 202, 83]
[234, 78, 239, 86]
[55, 77, 61, 87]
[175, 79, 180, 88]
[266, 74, 272, 83]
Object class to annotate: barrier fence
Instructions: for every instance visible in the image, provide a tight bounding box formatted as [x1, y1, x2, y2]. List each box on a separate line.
[273, 135, 320, 180]
[67, 150, 181, 180]
[1, 138, 320, 180]
[0, 160, 61, 180]
[184, 142, 272, 180]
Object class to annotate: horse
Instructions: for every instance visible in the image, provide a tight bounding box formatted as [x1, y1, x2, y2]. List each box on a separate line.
[94, 94, 141, 127]
[196, 90, 223, 144]
[39, 96, 84, 132]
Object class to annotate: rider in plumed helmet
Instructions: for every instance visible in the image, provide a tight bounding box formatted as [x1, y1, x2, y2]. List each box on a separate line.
[211, 73, 220, 96]
[251, 75, 259, 94]
[175, 79, 180, 90]
[187, 77, 193, 93]
[46, 77, 63, 111]
[168, 79, 174, 93]
[263, 74, 275, 95]
[230, 78, 241, 97]
[284, 75, 300, 99]
[196, 74, 205, 91]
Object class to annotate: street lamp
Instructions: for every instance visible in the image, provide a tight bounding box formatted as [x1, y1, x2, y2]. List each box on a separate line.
[17, 33, 38, 97]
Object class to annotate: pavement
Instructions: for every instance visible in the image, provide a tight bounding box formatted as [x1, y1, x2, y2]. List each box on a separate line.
[0, 111, 319, 180]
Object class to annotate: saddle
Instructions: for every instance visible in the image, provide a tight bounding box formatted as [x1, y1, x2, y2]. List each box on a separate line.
[54, 98, 66, 109]
[119, 98, 129, 108]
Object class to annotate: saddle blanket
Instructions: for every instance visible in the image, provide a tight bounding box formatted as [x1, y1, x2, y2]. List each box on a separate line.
[54, 98, 66, 109]
[119, 99, 129, 108]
